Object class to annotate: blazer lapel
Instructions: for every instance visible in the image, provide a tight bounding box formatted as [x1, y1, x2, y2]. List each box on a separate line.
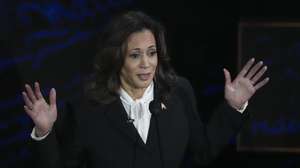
[104, 98, 146, 147]
[154, 88, 189, 167]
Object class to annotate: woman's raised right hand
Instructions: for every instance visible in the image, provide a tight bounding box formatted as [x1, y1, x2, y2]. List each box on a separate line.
[22, 82, 57, 137]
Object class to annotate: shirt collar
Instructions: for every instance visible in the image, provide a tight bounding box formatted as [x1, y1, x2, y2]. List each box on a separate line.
[119, 81, 154, 105]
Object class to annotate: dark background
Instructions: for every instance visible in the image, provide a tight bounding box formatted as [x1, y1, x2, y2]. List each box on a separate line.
[1, 0, 300, 167]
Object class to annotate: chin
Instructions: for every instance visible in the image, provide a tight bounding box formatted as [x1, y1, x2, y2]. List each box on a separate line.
[135, 79, 153, 88]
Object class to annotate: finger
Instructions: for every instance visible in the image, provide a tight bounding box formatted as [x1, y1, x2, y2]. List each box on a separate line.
[251, 66, 267, 84]
[237, 58, 255, 78]
[34, 82, 44, 100]
[25, 84, 37, 103]
[254, 77, 270, 90]
[223, 68, 232, 85]
[246, 61, 264, 79]
[22, 92, 33, 109]
[49, 88, 57, 108]
[24, 105, 35, 118]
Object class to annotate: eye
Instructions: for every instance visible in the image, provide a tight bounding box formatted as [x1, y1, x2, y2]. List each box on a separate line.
[129, 53, 140, 59]
[149, 50, 157, 57]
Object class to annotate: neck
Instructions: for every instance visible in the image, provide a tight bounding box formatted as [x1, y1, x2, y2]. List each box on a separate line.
[121, 85, 147, 101]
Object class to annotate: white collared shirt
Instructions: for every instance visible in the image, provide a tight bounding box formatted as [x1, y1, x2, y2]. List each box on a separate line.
[119, 82, 154, 143]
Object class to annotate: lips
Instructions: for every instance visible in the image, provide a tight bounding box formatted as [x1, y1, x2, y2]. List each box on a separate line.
[137, 73, 152, 81]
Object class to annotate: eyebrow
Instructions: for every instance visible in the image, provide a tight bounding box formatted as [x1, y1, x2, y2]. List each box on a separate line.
[148, 45, 156, 49]
[130, 48, 140, 52]
[129, 45, 157, 52]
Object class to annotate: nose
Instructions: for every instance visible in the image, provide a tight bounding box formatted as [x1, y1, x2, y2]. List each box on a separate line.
[140, 54, 150, 68]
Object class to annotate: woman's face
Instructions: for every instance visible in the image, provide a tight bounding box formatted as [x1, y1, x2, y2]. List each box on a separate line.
[120, 29, 158, 92]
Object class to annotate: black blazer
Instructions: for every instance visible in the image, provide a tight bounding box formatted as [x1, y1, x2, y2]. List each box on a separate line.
[30, 77, 248, 168]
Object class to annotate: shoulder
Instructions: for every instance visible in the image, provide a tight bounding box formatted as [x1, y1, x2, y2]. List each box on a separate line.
[170, 76, 196, 103]
[62, 95, 107, 120]
[173, 76, 194, 94]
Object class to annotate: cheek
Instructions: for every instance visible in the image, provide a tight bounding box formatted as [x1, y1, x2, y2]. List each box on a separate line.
[150, 56, 158, 68]
[153, 59, 158, 70]
[121, 62, 138, 77]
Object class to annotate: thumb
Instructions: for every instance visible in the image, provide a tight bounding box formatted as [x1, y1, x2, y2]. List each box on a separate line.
[223, 68, 232, 85]
[49, 88, 56, 108]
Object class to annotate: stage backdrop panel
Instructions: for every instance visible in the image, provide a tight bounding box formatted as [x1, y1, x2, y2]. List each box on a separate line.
[0, 1, 134, 167]
[237, 22, 300, 152]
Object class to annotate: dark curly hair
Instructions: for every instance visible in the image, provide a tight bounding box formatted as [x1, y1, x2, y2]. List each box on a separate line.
[85, 11, 177, 104]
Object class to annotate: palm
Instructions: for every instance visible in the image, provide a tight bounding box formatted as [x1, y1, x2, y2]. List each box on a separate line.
[31, 98, 57, 132]
[223, 58, 269, 110]
[22, 82, 57, 134]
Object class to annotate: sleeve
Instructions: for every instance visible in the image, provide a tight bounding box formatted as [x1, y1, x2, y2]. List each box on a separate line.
[31, 127, 51, 141]
[28, 100, 87, 168]
[236, 101, 248, 113]
[178, 77, 249, 166]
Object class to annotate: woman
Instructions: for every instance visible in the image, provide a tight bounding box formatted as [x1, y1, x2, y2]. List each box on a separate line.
[23, 11, 269, 168]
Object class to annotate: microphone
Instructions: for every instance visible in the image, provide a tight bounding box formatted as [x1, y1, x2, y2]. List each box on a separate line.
[149, 100, 161, 115]
[126, 117, 135, 124]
